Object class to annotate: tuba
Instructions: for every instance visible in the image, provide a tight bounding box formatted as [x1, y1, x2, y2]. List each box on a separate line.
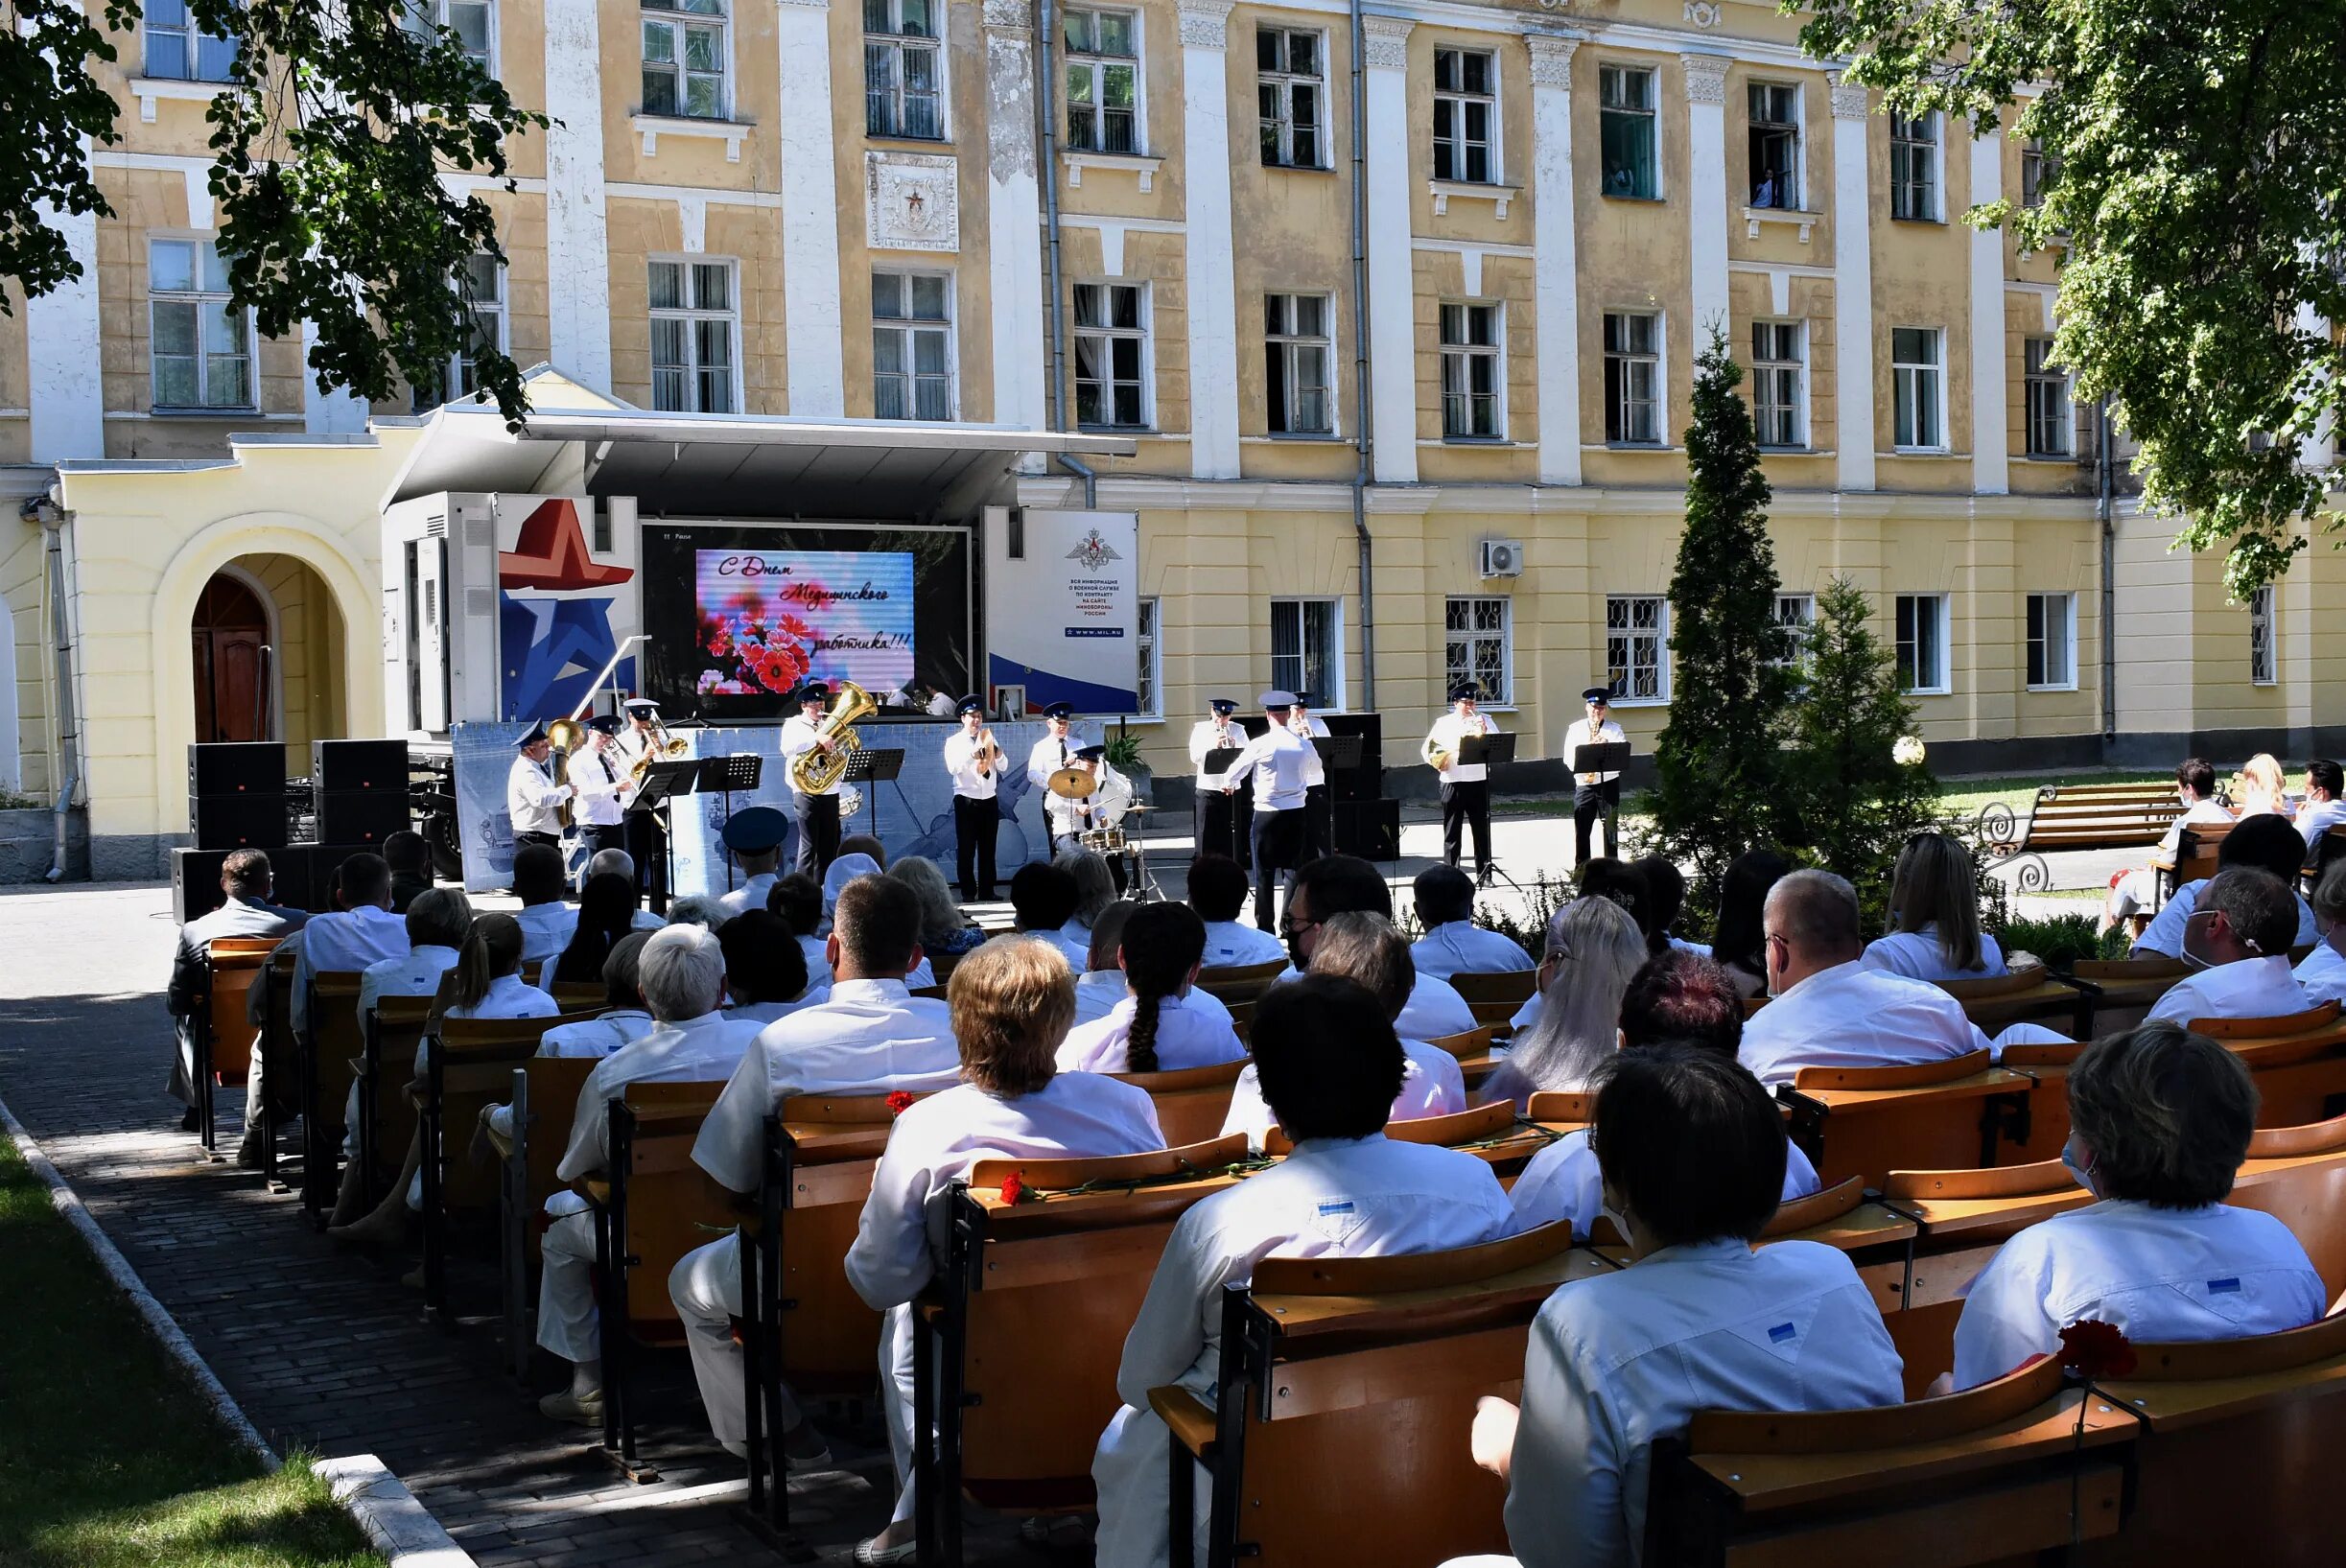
[789, 680, 878, 794]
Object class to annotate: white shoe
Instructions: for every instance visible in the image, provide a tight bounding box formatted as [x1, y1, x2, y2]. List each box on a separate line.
[539, 1388, 604, 1425]
[853, 1535, 918, 1565]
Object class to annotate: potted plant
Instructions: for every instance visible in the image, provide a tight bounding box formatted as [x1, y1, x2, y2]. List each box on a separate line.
[1103, 728, 1151, 803]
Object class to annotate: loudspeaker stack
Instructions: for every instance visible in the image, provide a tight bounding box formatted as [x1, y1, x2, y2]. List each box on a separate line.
[188, 741, 288, 851]
[311, 739, 411, 847]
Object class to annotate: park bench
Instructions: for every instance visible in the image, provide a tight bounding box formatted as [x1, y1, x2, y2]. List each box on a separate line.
[1975, 780, 2193, 892]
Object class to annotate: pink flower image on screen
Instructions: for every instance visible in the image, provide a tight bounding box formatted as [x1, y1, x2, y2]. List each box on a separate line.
[693, 549, 917, 697]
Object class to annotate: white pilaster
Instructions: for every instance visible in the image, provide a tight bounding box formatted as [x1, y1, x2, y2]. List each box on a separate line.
[1362, 14, 1418, 483]
[1681, 55, 1732, 352]
[544, 0, 613, 394]
[1526, 31, 1582, 486]
[1178, 0, 1241, 476]
[2296, 300, 2335, 469]
[982, 0, 1046, 430]
[779, 0, 847, 416]
[1830, 74, 1876, 491]
[27, 201, 103, 462]
[299, 320, 370, 433]
[1968, 127, 2007, 493]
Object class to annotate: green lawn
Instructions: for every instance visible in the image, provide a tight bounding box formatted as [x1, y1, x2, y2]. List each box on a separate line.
[0, 1134, 377, 1568]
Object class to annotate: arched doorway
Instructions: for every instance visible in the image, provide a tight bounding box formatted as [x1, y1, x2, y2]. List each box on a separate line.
[191, 572, 273, 743]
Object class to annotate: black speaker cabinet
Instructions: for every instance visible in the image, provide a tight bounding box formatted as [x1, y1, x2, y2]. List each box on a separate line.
[1334, 799, 1401, 861]
[310, 738, 410, 794]
[170, 847, 231, 924]
[315, 791, 410, 847]
[188, 741, 286, 797]
[191, 793, 290, 851]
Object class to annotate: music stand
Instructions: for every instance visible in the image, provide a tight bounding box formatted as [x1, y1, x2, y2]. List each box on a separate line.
[1458, 733, 1517, 769]
[1570, 740, 1633, 860]
[844, 748, 904, 839]
[629, 759, 702, 902]
[1309, 735, 1363, 771]
[695, 755, 764, 891]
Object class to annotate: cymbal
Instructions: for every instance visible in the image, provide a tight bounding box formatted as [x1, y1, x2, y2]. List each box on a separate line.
[1121, 804, 1156, 812]
[1046, 766, 1097, 800]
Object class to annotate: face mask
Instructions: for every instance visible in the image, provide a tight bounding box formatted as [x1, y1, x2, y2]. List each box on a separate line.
[2180, 912, 2216, 971]
[1599, 1198, 1633, 1246]
[2060, 1141, 2101, 1198]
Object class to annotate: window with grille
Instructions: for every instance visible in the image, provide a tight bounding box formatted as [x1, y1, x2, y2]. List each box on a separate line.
[643, 0, 726, 118]
[865, 0, 943, 139]
[2026, 592, 2075, 690]
[1892, 327, 1943, 451]
[1750, 320, 1804, 448]
[1065, 8, 1138, 153]
[648, 259, 737, 413]
[1265, 293, 1333, 435]
[2250, 586, 2276, 686]
[1599, 66, 1658, 199]
[1895, 593, 1950, 692]
[1270, 597, 1341, 708]
[1772, 594, 1815, 668]
[1748, 82, 1798, 208]
[1890, 110, 1939, 221]
[1440, 303, 1502, 440]
[2025, 338, 2071, 457]
[872, 269, 953, 420]
[1604, 311, 1661, 445]
[1257, 29, 1325, 169]
[1136, 597, 1161, 715]
[150, 238, 253, 410]
[145, 0, 239, 81]
[405, 0, 496, 74]
[2021, 140, 2057, 209]
[413, 253, 504, 410]
[1433, 49, 1496, 184]
[1445, 597, 1512, 706]
[1074, 282, 1148, 429]
[1606, 596, 1668, 702]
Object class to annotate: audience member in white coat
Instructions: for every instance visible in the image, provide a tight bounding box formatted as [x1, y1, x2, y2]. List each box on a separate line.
[536, 933, 656, 1059]
[329, 887, 472, 1227]
[1091, 976, 1518, 1568]
[845, 939, 1167, 1562]
[1861, 832, 2009, 981]
[2146, 868, 2317, 1027]
[1409, 864, 1536, 981]
[508, 843, 579, 971]
[713, 910, 816, 1028]
[1451, 1047, 1904, 1568]
[1511, 952, 1821, 1237]
[293, 852, 410, 1037]
[1187, 854, 1288, 968]
[535, 925, 766, 1426]
[2104, 758, 2240, 934]
[1476, 898, 1649, 1112]
[1275, 855, 1477, 1041]
[1223, 914, 1468, 1150]
[1739, 871, 1988, 1088]
[2133, 813, 2321, 959]
[674, 874, 965, 1471]
[2291, 760, 2346, 864]
[1007, 860, 1085, 968]
[1952, 1023, 2325, 1390]
[1053, 848, 1120, 970]
[1058, 902, 1248, 1074]
[1631, 854, 1712, 961]
[2294, 861, 2346, 1006]
[1072, 904, 1238, 1031]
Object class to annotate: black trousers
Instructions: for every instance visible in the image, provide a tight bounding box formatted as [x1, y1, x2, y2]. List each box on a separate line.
[1441, 781, 1492, 875]
[953, 794, 998, 901]
[1193, 786, 1245, 863]
[580, 823, 626, 858]
[792, 790, 842, 878]
[1249, 808, 1305, 932]
[622, 809, 668, 913]
[1574, 780, 1622, 863]
[515, 830, 560, 852]
[1302, 784, 1332, 863]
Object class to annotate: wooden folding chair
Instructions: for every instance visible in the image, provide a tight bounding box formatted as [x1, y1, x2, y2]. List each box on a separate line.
[2166, 821, 2234, 903]
[485, 1054, 598, 1380]
[550, 980, 607, 1010]
[2071, 955, 2192, 1033]
[299, 971, 365, 1225]
[1112, 1060, 1247, 1147]
[1937, 963, 2094, 1038]
[2228, 1143, 2346, 1300]
[2196, 1002, 2346, 1126]
[1779, 1050, 2034, 1188]
[1446, 969, 1537, 1026]
[359, 993, 435, 1210]
[1996, 1038, 2086, 1163]
[1260, 1100, 1526, 1159]
[1193, 959, 1286, 1010]
[259, 948, 299, 1186]
[1523, 1088, 1593, 1127]
[195, 936, 280, 1155]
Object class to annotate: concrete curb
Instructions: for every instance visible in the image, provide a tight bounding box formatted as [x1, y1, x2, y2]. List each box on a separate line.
[0, 1093, 476, 1567]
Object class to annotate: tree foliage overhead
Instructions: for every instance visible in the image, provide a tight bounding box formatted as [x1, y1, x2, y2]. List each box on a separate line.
[0, 1, 546, 427]
[1797, 0, 2346, 597]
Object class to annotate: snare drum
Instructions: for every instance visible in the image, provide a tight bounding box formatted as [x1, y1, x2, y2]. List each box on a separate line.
[1080, 827, 1127, 853]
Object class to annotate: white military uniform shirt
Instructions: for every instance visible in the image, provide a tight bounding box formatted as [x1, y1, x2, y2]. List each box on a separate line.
[780, 712, 840, 796]
[1738, 960, 1987, 1088]
[1952, 1200, 2325, 1390]
[506, 752, 570, 836]
[2294, 798, 2346, 858]
[1073, 969, 1236, 1029]
[717, 871, 777, 919]
[1091, 1135, 1519, 1568]
[796, 932, 835, 989]
[1217, 726, 1311, 812]
[537, 1007, 655, 1060]
[1274, 964, 1477, 1043]
[355, 942, 457, 1037]
[1497, 1240, 1904, 1567]
[1861, 926, 2008, 982]
[2135, 878, 2320, 958]
[2293, 941, 2346, 1005]
[298, 906, 412, 1034]
[1219, 1040, 1469, 1152]
[1026, 729, 1081, 792]
[1056, 992, 1250, 1074]
[1424, 709, 1498, 784]
[1509, 1129, 1821, 1240]
[513, 901, 578, 970]
[2145, 954, 2315, 1025]
[1560, 716, 1628, 785]
[566, 744, 630, 827]
[943, 730, 999, 801]
[1186, 716, 1246, 785]
[446, 972, 560, 1021]
[555, 1010, 765, 1181]
[692, 978, 963, 1192]
[1202, 920, 1287, 969]
[1410, 921, 1536, 982]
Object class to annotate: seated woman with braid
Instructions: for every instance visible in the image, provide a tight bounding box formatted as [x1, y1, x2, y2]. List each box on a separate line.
[1055, 901, 1246, 1074]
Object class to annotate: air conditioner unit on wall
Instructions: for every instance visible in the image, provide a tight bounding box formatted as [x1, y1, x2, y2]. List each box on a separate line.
[1479, 539, 1525, 578]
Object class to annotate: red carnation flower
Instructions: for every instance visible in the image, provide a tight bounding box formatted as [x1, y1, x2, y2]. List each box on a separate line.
[885, 1090, 915, 1115]
[705, 624, 732, 659]
[998, 1170, 1028, 1205]
[2057, 1319, 2137, 1380]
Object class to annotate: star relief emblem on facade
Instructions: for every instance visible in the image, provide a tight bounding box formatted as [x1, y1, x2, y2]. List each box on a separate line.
[1067, 530, 1122, 571]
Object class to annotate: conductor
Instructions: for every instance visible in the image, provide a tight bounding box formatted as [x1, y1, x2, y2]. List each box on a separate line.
[1562, 686, 1628, 864]
[1219, 690, 1313, 932]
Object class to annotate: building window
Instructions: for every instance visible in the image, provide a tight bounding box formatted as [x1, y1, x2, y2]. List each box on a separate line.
[648, 258, 737, 413]
[865, 0, 943, 140]
[872, 269, 953, 420]
[1270, 597, 1341, 709]
[1265, 293, 1333, 436]
[1599, 66, 1658, 199]
[2026, 592, 2076, 690]
[1748, 82, 1798, 208]
[1894, 593, 1951, 693]
[1891, 326, 1944, 451]
[413, 253, 505, 410]
[1445, 597, 1512, 706]
[144, 0, 239, 82]
[2025, 338, 2072, 457]
[2249, 586, 2276, 686]
[1256, 28, 1325, 169]
[1890, 109, 1939, 221]
[405, 0, 497, 75]
[1773, 593, 1815, 667]
[1606, 595, 1668, 702]
[1073, 282, 1148, 429]
[1604, 311, 1661, 445]
[1065, 8, 1139, 154]
[2020, 139, 2057, 209]
[150, 238, 253, 410]
[1440, 302, 1502, 440]
[1136, 596, 1161, 715]
[642, 0, 727, 119]
[1432, 48, 1496, 184]
[1750, 320, 1804, 449]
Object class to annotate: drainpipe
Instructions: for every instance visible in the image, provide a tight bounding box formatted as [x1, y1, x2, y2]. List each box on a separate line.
[2097, 394, 2115, 746]
[1346, 0, 1377, 711]
[38, 493, 81, 881]
[1034, 0, 1097, 508]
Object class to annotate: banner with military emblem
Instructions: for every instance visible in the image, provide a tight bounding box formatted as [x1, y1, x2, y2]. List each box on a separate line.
[981, 507, 1139, 716]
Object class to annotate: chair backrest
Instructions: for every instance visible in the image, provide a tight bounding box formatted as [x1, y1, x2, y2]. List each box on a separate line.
[1756, 1175, 1868, 1237]
[1260, 1100, 1515, 1158]
[1253, 1217, 1575, 1296]
[1194, 958, 1287, 1007]
[1226, 999, 1255, 1042]
[2244, 1112, 2346, 1159]
[1783, 1051, 2029, 1188]
[1524, 1089, 1592, 1124]
[909, 984, 949, 1000]
[433, 1015, 598, 1212]
[1791, 1047, 1995, 1092]
[1936, 963, 2050, 1002]
[1447, 968, 1537, 1024]
[608, 1091, 730, 1337]
[307, 971, 368, 1141]
[967, 1133, 1252, 1196]
[2192, 999, 2344, 1040]
[1883, 1157, 2076, 1204]
[1110, 1058, 1246, 1147]
[549, 981, 607, 1010]
[261, 949, 298, 1112]
[203, 936, 281, 1082]
[514, 1055, 598, 1241]
[2229, 1147, 2346, 1301]
[2174, 821, 2235, 886]
[759, 1105, 904, 1388]
[1422, 1025, 1495, 1061]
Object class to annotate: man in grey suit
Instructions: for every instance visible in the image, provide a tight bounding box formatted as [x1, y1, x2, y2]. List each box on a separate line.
[167, 848, 308, 1161]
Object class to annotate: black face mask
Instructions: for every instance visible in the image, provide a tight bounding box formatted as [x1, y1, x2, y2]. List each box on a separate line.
[1283, 924, 1309, 971]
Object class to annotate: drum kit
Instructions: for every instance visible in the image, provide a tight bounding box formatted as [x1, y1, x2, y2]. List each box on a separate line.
[1045, 766, 1161, 899]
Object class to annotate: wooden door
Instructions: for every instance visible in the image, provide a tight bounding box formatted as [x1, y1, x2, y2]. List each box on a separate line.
[192, 574, 270, 743]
